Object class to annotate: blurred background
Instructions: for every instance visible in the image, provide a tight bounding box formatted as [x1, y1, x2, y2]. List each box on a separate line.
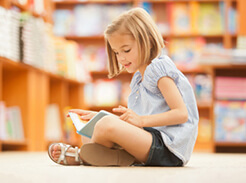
[0, 0, 246, 154]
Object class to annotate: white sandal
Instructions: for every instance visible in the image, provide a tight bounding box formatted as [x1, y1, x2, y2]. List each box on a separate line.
[48, 143, 83, 165]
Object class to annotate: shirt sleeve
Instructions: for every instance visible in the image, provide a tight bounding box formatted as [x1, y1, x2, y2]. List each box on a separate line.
[143, 55, 180, 94]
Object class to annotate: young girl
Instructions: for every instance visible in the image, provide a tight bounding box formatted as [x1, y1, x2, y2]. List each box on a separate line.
[48, 7, 199, 167]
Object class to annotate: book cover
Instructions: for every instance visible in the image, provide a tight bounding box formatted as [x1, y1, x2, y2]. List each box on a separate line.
[69, 110, 113, 138]
[198, 3, 223, 35]
[168, 37, 206, 68]
[190, 1, 199, 34]
[171, 2, 191, 35]
[215, 77, 246, 100]
[7, 106, 25, 140]
[215, 101, 246, 142]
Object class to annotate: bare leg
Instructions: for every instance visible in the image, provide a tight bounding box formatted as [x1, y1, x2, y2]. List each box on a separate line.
[91, 115, 152, 163]
[82, 136, 92, 144]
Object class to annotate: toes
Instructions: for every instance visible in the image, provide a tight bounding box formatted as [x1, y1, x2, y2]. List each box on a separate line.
[52, 151, 61, 157]
[53, 144, 61, 151]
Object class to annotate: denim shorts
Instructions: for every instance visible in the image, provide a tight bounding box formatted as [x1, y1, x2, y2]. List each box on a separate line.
[142, 127, 183, 167]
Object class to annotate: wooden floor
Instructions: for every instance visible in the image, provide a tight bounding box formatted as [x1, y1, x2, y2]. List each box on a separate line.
[0, 152, 246, 183]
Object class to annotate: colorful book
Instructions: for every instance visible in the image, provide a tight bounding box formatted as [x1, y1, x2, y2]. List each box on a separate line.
[198, 2, 224, 35]
[215, 77, 246, 100]
[215, 101, 246, 142]
[170, 2, 191, 35]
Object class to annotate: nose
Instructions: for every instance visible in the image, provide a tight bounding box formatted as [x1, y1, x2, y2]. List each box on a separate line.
[117, 54, 126, 62]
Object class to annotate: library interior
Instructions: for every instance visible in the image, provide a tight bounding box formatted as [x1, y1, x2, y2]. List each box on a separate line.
[0, 0, 246, 182]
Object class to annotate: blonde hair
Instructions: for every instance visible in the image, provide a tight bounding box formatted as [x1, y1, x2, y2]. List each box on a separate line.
[104, 7, 164, 78]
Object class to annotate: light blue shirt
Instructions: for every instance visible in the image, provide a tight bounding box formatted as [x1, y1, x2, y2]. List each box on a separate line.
[128, 52, 199, 165]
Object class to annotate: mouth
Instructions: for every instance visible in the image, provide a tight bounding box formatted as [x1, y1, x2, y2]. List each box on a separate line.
[124, 62, 131, 68]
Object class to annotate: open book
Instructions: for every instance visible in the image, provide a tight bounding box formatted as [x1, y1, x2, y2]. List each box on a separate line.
[68, 110, 112, 138]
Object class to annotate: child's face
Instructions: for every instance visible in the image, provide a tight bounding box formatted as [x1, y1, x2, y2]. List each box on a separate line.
[108, 33, 140, 74]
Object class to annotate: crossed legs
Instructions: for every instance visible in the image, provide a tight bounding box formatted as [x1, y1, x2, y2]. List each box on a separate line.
[50, 115, 153, 164]
[91, 115, 152, 163]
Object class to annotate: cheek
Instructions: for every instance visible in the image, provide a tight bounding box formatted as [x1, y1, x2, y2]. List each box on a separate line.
[132, 53, 139, 64]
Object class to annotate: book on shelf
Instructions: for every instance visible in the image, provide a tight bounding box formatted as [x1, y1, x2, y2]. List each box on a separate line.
[53, 37, 91, 82]
[0, 102, 25, 141]
[215, 77, 246, 100]
[0, 7, 21, 62]
[228, 6, 238, 34]
[84, 79, 121, 107]
[185, 74, 212, 104]
[78, 45, 107, 72]
[170, 2, 191, 35]
[194, 74, 212, 104]
[237, 36, 246, 49]
[18, 0, 28, 5]
[45, 104, 63, 141]
[25, 0, 45, 15]
[53, 4, 131, 37]
[215, 101, 246, 142]
[63, 106, 78, 143]
[168, 37, 206, 68]
[190, 1, 199, 34]
[53, 9, 74, 37]
[197, 2, 224, 35]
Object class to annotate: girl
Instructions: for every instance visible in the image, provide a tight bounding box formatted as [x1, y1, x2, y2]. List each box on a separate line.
[48, 7, 199, 167]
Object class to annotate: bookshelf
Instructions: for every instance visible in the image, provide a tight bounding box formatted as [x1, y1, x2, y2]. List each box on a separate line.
[0, 0, 86, 151]
[211, 64, 246, 152]
[0, 0, 245, 153]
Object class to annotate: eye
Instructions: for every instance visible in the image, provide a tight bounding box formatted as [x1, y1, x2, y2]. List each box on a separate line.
[114, 51, 119, 55]
[124, 49, 131, 53]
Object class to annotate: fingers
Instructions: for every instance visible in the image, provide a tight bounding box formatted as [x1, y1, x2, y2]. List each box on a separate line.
[67, 109, 91, 117]
[119, 112, 129, 121]
[112, 105, 127, 113]
[80, 112, 95, 120]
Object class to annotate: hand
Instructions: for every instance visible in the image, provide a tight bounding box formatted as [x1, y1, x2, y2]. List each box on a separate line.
[112, 105, 143, 128]
[67, 109, 97, 121]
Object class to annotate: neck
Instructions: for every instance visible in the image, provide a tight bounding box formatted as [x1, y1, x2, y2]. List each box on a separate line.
[138, 64, 148, 78]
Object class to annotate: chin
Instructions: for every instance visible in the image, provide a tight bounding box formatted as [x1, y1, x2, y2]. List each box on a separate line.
[125, 69, 135, 74]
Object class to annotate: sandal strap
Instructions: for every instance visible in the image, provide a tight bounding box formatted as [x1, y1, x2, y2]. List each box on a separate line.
[57, 143, 71, 165]
[74, 147, 79, 162]
[56, 143, 82, 165]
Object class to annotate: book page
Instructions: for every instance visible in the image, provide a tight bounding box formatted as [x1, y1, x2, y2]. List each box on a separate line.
[69, 112, 87, 131]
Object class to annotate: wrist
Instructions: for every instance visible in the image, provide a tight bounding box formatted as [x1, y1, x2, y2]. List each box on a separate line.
[140, 116, 146, 127]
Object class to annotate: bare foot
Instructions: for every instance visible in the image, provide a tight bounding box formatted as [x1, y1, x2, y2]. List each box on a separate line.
[50, 144, 81, 165]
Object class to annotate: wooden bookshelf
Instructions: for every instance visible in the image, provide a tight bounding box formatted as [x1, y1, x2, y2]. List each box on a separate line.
[0, 58, 85, 151]
[1, 0, 246, 153]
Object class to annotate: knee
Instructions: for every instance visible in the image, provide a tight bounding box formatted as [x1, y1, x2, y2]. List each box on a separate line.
[93, 115, 115, 138]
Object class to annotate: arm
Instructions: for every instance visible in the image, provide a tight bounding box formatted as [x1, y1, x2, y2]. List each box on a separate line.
[141, 76, 188, 127]
[113, 76, 188, 127]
